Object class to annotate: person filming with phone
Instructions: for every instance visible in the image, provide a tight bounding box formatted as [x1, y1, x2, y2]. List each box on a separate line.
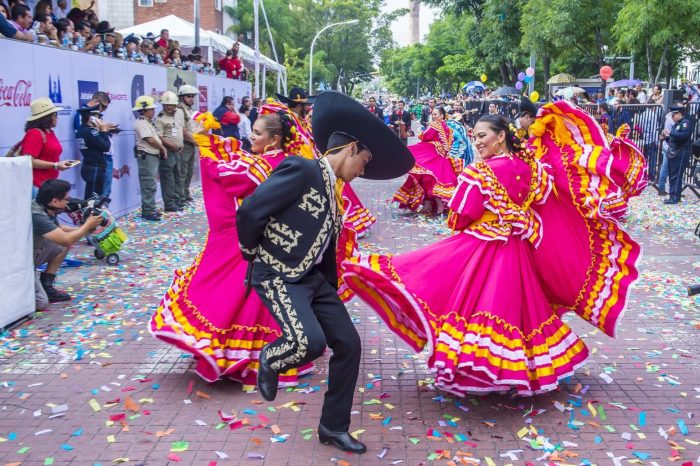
[76, 106, 112, 199]
[17, 97, 77, 198]
[32, 179, 103, 310]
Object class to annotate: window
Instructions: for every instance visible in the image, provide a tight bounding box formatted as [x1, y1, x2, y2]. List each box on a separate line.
[138, 0, 153, 7]
[214, 0, 222, 11]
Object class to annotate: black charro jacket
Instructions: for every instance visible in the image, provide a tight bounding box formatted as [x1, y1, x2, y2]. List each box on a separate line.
[236, 156, 341, 286]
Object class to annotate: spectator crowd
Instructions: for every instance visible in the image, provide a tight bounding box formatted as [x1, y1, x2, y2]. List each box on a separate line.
[0, 0, 248, 79]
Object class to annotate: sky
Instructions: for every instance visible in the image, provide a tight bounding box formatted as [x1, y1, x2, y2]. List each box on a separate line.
[382, 0, 439, 47]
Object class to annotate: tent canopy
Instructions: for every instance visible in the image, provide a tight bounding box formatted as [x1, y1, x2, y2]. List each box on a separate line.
[117, 15, 285, 74]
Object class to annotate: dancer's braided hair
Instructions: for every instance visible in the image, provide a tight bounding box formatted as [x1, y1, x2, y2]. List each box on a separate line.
[257, 110, 296, 149]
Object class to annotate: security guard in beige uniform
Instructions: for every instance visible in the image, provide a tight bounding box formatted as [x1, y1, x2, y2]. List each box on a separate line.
[155, 91, 185, 212]
[176, 85, 201, 205]
[133, 95, 168, 221]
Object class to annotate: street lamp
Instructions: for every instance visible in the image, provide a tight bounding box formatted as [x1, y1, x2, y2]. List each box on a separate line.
[309, 19, 359, 93]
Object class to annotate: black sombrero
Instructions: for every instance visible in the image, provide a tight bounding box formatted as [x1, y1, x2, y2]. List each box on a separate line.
[312, 91, 414, 180]
[276, 86, 316, 106]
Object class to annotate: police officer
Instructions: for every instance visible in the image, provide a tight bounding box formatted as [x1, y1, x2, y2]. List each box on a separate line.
[176, 85, 201, 205]
[76, 106, 112, 199]
[155, 91, 185, 212]
[662, 104, 692, 205]
[133, 95, 168, 221]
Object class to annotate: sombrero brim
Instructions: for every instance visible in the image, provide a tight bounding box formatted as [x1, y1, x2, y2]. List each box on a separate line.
[312, 91, 414, 180]
[276, 93, 316, 106]
[26, 107, 60, 121]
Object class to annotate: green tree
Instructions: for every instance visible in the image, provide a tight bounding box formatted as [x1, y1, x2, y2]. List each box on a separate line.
[613, 0, 700, 85]
[520, 0, 557, 95]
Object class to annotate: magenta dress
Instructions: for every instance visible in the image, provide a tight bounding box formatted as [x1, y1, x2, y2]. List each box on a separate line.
[149, 135, 314, 386]
[393, 120, 463, 211]
[343, 101, 645, 396]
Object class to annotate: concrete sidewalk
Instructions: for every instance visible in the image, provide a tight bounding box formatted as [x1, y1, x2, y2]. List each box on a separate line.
[0, 178, 698, 466]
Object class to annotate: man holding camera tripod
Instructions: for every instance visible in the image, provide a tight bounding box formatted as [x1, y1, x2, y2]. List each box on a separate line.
[33, 179, 103, 310]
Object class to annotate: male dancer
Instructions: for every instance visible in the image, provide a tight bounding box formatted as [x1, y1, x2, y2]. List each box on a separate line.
[237, 91, 413, 454]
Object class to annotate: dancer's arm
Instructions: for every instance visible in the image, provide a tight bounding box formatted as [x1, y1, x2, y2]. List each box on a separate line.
[446, 166, 488, 231]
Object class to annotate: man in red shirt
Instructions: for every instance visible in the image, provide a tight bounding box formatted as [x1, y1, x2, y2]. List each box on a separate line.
[219, 44, 245, 79]
[156, 29, 169, 49]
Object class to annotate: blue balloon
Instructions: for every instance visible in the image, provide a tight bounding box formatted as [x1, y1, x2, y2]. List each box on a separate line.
[523, 75, 533, 83]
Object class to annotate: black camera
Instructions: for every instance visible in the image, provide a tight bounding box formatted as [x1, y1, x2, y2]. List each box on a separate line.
[66, 194, 111, 227]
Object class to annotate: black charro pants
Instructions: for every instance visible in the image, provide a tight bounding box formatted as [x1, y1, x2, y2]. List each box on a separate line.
[252, 264, 361, 432]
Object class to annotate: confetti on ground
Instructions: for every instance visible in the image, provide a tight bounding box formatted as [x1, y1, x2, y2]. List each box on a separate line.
[0, 184, 697, 464]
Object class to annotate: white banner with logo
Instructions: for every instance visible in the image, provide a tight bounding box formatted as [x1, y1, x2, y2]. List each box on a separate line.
[0, 39, 251, 218]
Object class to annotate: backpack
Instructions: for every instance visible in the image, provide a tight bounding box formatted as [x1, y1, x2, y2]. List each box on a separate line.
[4, 129, 46, 157]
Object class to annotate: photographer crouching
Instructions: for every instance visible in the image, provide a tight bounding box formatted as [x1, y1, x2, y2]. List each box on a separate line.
[33, 179, 102, 310]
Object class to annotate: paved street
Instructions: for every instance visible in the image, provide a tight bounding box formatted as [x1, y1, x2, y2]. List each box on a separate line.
[1, 176, 699, 466]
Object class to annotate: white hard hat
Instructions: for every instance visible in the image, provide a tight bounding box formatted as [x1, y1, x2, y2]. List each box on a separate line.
[161, 91, 179, 105]
[178, 84, 199, 96]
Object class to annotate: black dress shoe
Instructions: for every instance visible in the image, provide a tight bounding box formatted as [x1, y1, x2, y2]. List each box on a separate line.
[257, 344, 278, 401]
[664, 198, 679, 205]
[318, 424, 367, 454]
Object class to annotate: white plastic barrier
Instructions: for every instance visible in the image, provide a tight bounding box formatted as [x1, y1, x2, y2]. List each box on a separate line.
[0, 38, 252, 217]
[0, 156, 34, 328]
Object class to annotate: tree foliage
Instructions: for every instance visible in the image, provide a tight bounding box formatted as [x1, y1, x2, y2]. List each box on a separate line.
[613, 0, 700, 85]
[226, 0, 383, 92]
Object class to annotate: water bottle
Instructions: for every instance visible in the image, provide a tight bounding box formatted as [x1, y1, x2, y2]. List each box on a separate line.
[76, 34, 85, 50]
[104, 42, 113, 56]
[95, 41, 104, 56]
[131, 50, 139, 62]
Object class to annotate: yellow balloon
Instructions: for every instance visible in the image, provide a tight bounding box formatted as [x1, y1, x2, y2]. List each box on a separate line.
[480, 74, 488, 82]
[530, 91, 540, 102]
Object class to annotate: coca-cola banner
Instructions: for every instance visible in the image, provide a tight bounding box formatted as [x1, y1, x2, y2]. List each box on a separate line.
[0, 39, 251, 217]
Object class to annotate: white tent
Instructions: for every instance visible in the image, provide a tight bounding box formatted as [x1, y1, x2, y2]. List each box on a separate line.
[116, 15, 285, 77]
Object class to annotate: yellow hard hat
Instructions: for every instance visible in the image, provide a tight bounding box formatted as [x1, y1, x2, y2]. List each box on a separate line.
[160, 91, 179, 105]
[132, 95, 156, 111]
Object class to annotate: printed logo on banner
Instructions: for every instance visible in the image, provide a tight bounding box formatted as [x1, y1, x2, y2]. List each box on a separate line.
[131, 75, 145, 109]
[48, 75, 62, 103]
[198, 86, 208, 111]
[77, 80, 99, 107]
[107, 92, 128, 102]
[114, 164, 131, 180]
[0, 78, 32, 107]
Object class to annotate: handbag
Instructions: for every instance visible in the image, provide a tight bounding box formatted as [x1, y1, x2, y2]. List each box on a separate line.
[4, 129, 46, 157]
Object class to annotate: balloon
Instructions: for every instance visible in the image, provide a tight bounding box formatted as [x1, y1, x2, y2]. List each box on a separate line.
[515, 81, 524, 90]
[600, 65, 613, 80]
[518, 72, 526, 81]
[523, 75, 532, 83]
[481, 74, 488, 82]
[526, 67, 535, 77]
[530, 91, 540, 101]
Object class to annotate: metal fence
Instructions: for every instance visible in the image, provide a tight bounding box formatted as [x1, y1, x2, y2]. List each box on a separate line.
[578, 103, 699, 197]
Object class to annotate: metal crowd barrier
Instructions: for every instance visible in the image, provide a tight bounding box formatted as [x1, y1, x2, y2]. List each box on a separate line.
[579, 103, 699, 198]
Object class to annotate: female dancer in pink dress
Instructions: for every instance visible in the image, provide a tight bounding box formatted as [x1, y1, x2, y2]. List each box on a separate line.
[150, 112, 319, 387]
[393, 107, 462, 214]
[343, 102, 645, 395]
